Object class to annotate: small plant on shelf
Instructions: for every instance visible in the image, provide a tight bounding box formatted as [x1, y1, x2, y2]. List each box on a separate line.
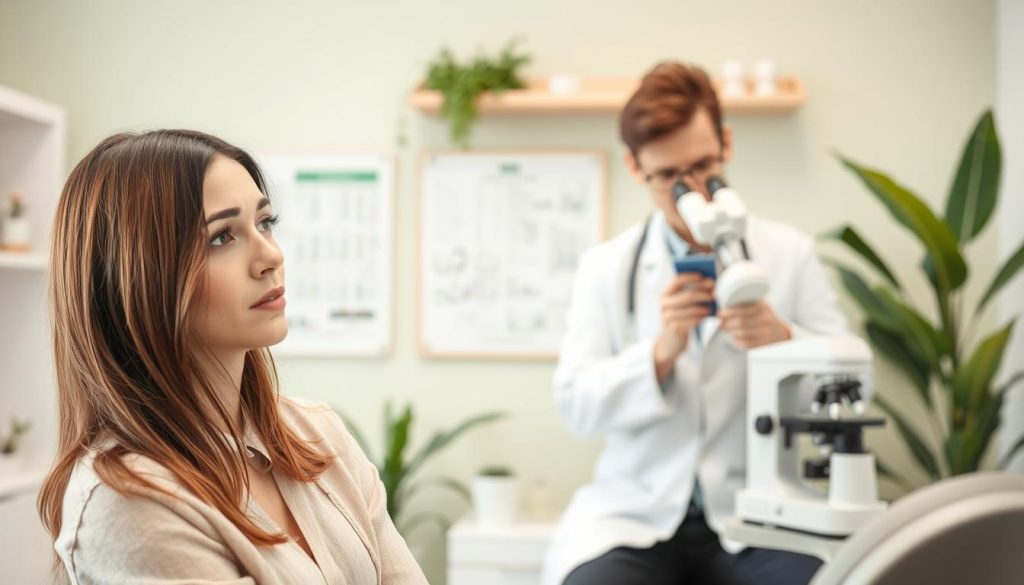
[424, 39, 531, 148]
[0, 417, 30, 455]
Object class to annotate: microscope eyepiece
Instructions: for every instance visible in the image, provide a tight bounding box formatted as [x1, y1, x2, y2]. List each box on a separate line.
[672, 179, 690, 202]
[705, 176, 728, 197]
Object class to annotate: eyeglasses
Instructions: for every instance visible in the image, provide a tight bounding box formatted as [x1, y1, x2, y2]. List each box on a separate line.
[641, 153, 724, 191]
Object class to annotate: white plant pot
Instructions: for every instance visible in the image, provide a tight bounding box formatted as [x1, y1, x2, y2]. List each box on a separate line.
[0, 453, 24, 476]
[472, 475, 519, 527]
[1, 215, 31, 250]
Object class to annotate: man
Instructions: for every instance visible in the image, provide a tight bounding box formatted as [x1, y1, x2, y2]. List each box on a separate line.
[542, 62, 849, 585]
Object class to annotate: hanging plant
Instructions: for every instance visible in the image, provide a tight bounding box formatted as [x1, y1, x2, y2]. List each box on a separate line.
[425, 39, 531, 148]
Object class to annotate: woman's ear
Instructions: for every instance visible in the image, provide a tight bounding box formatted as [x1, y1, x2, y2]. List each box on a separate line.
[624, 151, 645, 185]
[721, 125, 735, 164]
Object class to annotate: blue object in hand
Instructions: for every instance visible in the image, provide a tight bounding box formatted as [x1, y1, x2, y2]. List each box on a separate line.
[674, 254, 717, 316]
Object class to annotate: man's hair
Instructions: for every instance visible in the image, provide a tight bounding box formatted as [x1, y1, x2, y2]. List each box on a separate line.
[619, 61, 724, 156]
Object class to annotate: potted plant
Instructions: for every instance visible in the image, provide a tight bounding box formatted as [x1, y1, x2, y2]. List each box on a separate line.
[0, 417, 30, 475]
[823, 110, 1023, 493]
[471, 465, 519, 527]
[335, 402, 505, 536]
[424, 39, 531, 148]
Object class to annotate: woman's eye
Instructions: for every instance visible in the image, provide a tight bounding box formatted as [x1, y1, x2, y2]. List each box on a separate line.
[209, 230, 234, 247]
[258, 214, 280, 233]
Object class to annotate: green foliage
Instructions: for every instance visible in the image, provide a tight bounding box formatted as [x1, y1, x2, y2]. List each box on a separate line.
[335, 403, 505, 535]
[824, 110, 1024, 491]
[477, 465, 513, 477]
[425, 39, 531, 148]
[0, 417, 30, 454]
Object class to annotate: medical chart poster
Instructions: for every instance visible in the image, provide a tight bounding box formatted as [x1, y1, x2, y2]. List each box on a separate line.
[259, 153, 394, 356]
[419, 150, 607, 359]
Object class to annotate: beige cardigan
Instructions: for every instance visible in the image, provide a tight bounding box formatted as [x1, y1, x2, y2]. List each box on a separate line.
[56, 396, 430, 585]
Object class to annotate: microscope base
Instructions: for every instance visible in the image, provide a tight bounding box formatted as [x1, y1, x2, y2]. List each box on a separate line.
[736, 489, 886, 536]
[723, 518, 845, 562]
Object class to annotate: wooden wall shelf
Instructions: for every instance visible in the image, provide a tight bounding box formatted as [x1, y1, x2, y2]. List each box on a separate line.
[409, 76, 806, 115]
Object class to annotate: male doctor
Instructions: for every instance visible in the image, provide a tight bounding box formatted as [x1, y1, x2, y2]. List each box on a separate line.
[542, 62, 849, 585]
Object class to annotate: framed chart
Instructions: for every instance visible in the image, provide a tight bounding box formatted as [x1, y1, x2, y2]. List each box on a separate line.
[259, 153, 394, 356]
[418, 150, 607, 359]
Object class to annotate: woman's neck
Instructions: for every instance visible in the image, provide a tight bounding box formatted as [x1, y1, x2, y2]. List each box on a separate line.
[201, 350, 247, 434]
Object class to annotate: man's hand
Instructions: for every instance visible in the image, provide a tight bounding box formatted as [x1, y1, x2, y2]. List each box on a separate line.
[719, 300, 791, 350]
[654, 274, 714, 382]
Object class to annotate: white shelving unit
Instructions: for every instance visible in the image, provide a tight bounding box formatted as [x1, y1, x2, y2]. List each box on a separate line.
[0, 83, 65, 585]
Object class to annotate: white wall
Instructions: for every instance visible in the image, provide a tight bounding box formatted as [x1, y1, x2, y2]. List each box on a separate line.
[998, 0, 1024, 473]
[0, 1, 1003, 582]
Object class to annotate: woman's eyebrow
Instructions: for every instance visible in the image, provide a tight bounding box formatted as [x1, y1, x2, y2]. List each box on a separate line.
[205, 197, 270, 225]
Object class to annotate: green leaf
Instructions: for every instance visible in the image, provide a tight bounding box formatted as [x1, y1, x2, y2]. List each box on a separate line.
[406, 412, 506, 478]
[382, 404, 413, 517]
[828, 262, 901, 330]
[946, 110, 1001, 243]
[820, 225, 902, 290]
[838, 156, 967, 292]
[875, 287, 950, 365]
[875, 394, 942, 480]
[865, 322, 931, 406]
[951, 321, 1015, 416]
[945, 431, 968, 475]
[976, 239, 1024, 314]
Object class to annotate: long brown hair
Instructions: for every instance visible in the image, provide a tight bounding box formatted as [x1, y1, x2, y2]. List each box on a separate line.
[38, 130, 331, 551]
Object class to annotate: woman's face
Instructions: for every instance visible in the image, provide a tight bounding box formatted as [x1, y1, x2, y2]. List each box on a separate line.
[193, 155, 287, 355]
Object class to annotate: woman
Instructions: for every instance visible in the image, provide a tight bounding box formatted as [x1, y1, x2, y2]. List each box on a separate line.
[37, 130, 428, 585]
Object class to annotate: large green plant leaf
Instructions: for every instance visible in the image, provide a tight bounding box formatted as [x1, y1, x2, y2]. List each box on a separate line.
[865, 322, 931, 406]
[382, 404, 413, 517]
[838, 156, 967, 293]
[976, 239, 1024, 314]
[406, 412, 506, 478]
[946, 110, 1001, 243]
[868, 319, 933, 407]
[821, 225, 902, 290]
[955, 372, 1023, 473]
[951, 321, 1015, 418]
[875, 288, 950, 368]
[829, 263, 901, 330]
[874, 394, 941, 480]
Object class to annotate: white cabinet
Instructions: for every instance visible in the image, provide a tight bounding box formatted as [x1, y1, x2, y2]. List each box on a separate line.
[447, 519, 555, 585]
[0, 83, 65, 585]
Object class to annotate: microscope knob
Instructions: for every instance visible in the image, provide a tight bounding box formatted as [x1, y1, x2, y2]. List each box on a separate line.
[754, 415, 774, 435]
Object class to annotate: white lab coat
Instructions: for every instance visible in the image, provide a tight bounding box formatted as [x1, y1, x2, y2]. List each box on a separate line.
[541, 212, 849, 585]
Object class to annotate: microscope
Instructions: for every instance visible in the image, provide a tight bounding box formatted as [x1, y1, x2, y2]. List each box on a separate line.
[735, 335, 888, 541]
[673, 177, 888, 548]
[673, 177, 770, 309]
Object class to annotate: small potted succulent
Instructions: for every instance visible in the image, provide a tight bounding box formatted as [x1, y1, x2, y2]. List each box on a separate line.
[0, 417, 30, 475]
[472, 465, 519, 527]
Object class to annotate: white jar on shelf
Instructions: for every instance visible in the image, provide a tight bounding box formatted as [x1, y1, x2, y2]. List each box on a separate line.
[753, 59, 778, 96]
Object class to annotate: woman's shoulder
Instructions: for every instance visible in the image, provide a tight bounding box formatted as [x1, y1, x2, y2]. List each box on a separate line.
[277, 395, 355, 453]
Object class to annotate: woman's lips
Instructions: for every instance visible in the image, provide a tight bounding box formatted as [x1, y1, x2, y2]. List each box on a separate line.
[251, 287, 285, 310]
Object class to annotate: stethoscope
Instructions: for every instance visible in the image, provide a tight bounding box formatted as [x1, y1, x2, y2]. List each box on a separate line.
[627, 178, 697, 319]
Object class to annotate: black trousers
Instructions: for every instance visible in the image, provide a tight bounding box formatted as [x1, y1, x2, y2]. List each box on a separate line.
[563, 512, 822, 585]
